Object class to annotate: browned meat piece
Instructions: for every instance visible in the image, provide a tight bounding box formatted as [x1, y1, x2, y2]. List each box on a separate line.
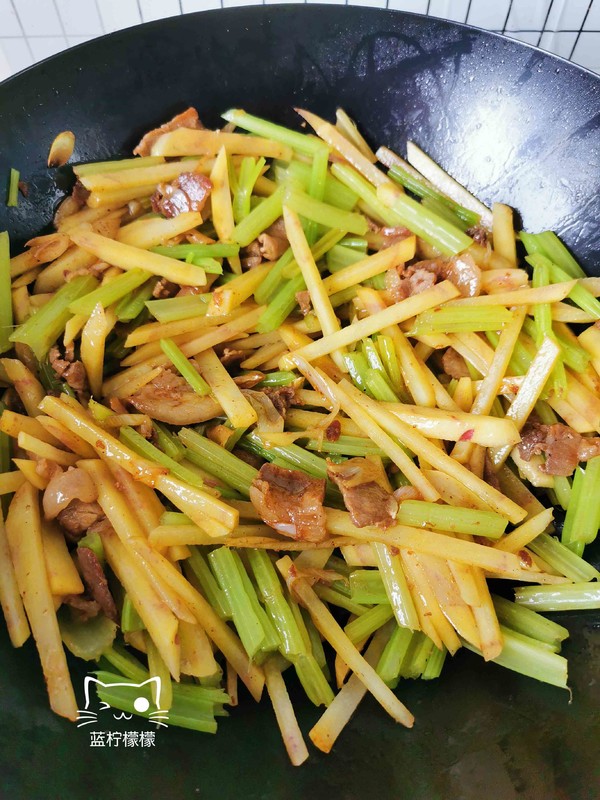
[327, 457, 398, 529]
[241, 240, 263, 271]
[49, 345, 88, 395]
[128, 368, 222, 425]
[138, 416, 154, 440]
[367, 222, 412, 250]
[57, 500, 105, 541]
[133, 107, 204, 157]
[71, 180, 91, 208]
[444, 253, 481, 297]
[234, 371, 265, 389]
[151, 172, 212, 218]
[63, 594, 101, 621]
[18, 181, 28, 198]
[295, 290, 312, 317]
[43, 467, 98, 520]
[109, 397, 128, 414]
[386, 254, 481, 302]
[325, 420, 341, 442]
[518, 422, 600, 476]
[77, 546, 118, 622]
[264, 385, 298, 417]
[152, 278, 179, 298]
[441, 348, 470, 379]
[249, 463, 327, 542]
[466, 225, 489, 246]
[258, 232, 288, 261]
[220, 348, 247, 367]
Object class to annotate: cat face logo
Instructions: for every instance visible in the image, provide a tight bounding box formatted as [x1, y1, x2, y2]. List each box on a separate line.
[76, 676, 169, 729]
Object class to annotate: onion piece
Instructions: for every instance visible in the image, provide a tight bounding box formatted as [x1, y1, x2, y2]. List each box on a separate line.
[48, 131, 75, 168]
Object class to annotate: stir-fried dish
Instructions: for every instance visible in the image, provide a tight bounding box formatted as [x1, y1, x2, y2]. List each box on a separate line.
[2, 106, 600, 765]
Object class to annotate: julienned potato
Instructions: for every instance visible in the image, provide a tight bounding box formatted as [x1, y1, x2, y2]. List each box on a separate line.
[0, 105, 599, 766]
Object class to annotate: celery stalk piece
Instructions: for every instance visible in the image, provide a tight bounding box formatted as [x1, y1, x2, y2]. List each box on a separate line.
[121, 594, 145, 633]
[186, 548, 232, 620]
[396, 500, 508, 539]
[365, 369, 400, 402]
[233, 156, 266, 223]
[101, 644, 148, 682]
[284, 159, 358, 210]
[152, 243, 240, 259]
[344, 605, 395, 644]
[561, 461, 600, 551]
[284, 188, 367, 236]
[160, 511, 192, 525]
[222, 109, 328, 156]
[304, 146, 330, 245]
[463, 627, 568, 689]
[326, 244, 364, 273]
[387, 164, 480, 227]
[145, 294, 210, 323]
[231, 186, 284, 247]
[242, 431, 330, 481]
[491, 594, 569, 646]
[520, 231, 586, 278]
[531, 259, 552, 345]
[313, 585, 368, 616]
[398, 632, 427, 679]
[330, 286, 358, 308]
[257, 371, 297, 387]
[349, 570, 389, 605]
[247, 549, 306, 658]
[344, 351, 371, 392]
[410, 306, 513, 335]
[403, 635, 436, 678]
[119, 426, 205, 488]
[302, 608, 329, 671]
[0, 232, 12, 353]
[69, 269, 151, 315]
[94, 671, 218, 733]
[160, 338, 211, 396]
[305, 435, 386, 458]
[115, 279, 157, 322]
[528, 254, 600, 319]
[257, 272, 305, 334]
[421, 196, 470, 231]
[232, 551, 281, 656]
[294, 652, 335, 707]
[152, 421, 186, 462]
[528, 533, 600, 582]
[179, 428, 258, 496]
[376, 625, 414, 688]
[6, 168, 19, 207]
[373, 542, 420, 630]
[254, 248, 295, 305]
[376, 335, 405, 396]
[515, 583, 600, 611]
[208, 547, 266, 659]
[421, 645, 447, 680]
[10, 274, 98, 360]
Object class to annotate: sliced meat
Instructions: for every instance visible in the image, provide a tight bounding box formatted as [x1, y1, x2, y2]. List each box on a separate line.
[518, 422, 600, 476]
[152, 278, 179, 298]
[49, 345, 88, 395]
[386, 254, 481, 302]
[63, 594, 101, 622]
[466, 225, 489, 246]
[43, 467, 98, 521]
[249, 463, 327, 542]
[327, 457, 398, 529]
[233, 371, 265, 389]
[367, 223, 412, 250]
[295, 290, 312, 317]
[133, 107, 204, 157]
[241, 240, 263, 271]
[325, 420, 341, 442]
[57, 500, 105, 542]
[444, 253, 481, 298]
[242, 389, 284, 433]
[258, 232, 288, 262]
[263, 385, 298, 417]
[441, 348, 470, 380]
[77, 546, 118, 623]
[220, 348, 246, 367]
[151, 172, 212, 218]
[36, 458, 63, 483]
[128, 368, 222, 425]
[71, 180, 91, 208]
[234, 447, 263, 470]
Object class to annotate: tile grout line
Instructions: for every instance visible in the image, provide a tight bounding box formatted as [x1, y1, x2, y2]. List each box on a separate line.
[569, 0, 594, 59]
[537, 0, 555, 47]
[7, 0, 34, 61]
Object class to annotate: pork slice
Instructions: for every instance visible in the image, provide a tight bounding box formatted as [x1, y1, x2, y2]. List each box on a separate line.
[326, 456, 398, 529]
[77, 546, 118, 623]
[133, 107, 204, 157]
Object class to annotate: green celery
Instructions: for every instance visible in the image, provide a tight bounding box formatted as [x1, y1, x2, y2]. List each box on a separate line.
[314, 584, 368, 616]
[402, 634, 435, 678]
[362, 337, 385, 372]
[304, 146, 330, 245]
[284, 160, 358, 210]
[373, 541, 419, 630]
[222, 109, 328, 156]
[121, 594, 145, 633]
[145, 294, 210, 323]
[515, 583, 600, 612]
[492, 594, 569, 646]
[74, 156, 164, 176]
[6, 168, 19, 207]
[302, 608, 328, 671]
[388, 164, 480, 227]
[528, 254, 600, 319]
[349, 570, 389, 605]
[101, 644, 147, 682]
[120, 426, 204, 487]
[421, 196, 470, 231]
[523, 317, 589, 373]
[257, 371, 297, 387]
[331, 163, 400, 226]
[179, 428, 258, 496]
[242, 431, 329, 480]
[69, 269, 151, 315]
[152, 421, 186, 462]
[340, 237, 368, 251]
[254, 248, 295, 305]
[152, 243, 240, 260]
[115, 279, 157, 322]
[282, 228, 346, 281]
[160, 338, 210, 395]
[77, 529, 104, 563]
[160, 511, 192, 525]
[233, 156, 265, 223]
[410, 306, 512, 335]
[421, 645, 446, 680]
[284, 188, 367, 236]
[396, 500, 507, 539]
[326, 244, 364, 273]
[520, 231, 585, 278]
[562, 459, 600, 550]
[365, 369, 399, 402]
[0, 233, 13, 353]
[376, 335, 405, 396]
[208, 547, 266, 659]
[376, 625, 414, 688]
[529, 532, 600, 581]
[10, 274, 98, 360]
[305, 435, 385, 458]
[231, 186, 284, 247]
[232, 550, 280, 657]
[531, 259, 552, 345]
[183, 254, 222, 273]
[294, 653, 335, 707]
[186, 548, 231, 620]
[344, 351, 371, 392]
[257, 273, 305, 332]
[463, 626, 568, 689]
[330, 286, 358, 308]
[345, 605, 394, 644]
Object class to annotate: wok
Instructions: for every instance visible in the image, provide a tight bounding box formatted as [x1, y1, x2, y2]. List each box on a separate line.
[0, 6, 599, 799]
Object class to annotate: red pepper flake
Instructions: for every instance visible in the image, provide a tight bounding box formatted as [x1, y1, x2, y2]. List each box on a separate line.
[459, 428, 474, 441]
[389, 545, 400, 556]
[325, 420, 341, 442]
[518, 549, 533, 569]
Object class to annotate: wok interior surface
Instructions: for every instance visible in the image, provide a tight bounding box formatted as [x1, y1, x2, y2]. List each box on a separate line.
[0, 7, 599, 799]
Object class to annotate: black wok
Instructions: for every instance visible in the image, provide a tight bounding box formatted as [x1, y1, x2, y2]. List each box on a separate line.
[0, 7, 599, 799]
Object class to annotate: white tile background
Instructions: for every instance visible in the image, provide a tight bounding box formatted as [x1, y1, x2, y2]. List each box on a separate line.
[0, 0, 599, 81]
